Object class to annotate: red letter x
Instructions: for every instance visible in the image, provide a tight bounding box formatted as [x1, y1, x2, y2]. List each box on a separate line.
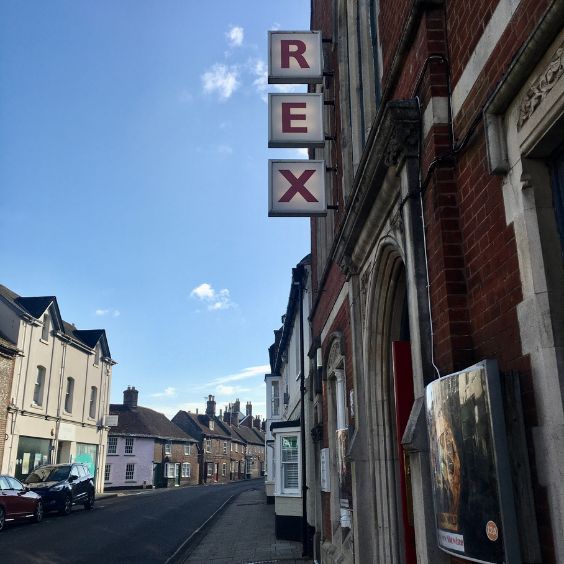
[278, 169, 318, 203]
[280, 40, 310, 69]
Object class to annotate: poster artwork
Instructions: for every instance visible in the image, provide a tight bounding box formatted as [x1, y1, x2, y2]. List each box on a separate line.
[425, 365, 506, 563]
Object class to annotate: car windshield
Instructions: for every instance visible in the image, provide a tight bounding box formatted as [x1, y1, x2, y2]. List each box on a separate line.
[25, 465, 71, 483]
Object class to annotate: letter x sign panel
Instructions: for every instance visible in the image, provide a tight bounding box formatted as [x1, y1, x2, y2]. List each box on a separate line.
[269, 160, 326, 217]
[268, 93, 324, 148]
[268, 31, 323, 84]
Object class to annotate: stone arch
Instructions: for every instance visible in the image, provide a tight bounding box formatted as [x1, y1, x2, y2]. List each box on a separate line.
[362, 241, 412, 564]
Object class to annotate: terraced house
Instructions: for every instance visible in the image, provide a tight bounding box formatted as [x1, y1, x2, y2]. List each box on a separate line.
[106, 387, 199, 489]
[0, 283, 114, 493]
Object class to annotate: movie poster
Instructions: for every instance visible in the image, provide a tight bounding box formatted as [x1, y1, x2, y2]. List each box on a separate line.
[425, 364, 505, 563]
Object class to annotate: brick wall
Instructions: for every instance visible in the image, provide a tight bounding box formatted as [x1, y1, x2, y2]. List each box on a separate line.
[0, 346, 16, 469]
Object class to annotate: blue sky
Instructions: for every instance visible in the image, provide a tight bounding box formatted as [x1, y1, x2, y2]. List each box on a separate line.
[0, 1, 310, 419]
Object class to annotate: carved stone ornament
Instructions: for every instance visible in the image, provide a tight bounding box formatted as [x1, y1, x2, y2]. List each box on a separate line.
[383, 123, 419, 167]
[517, 43, 564, 130]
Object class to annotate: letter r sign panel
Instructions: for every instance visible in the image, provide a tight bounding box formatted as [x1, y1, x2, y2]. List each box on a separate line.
[268, 31, 323, 84]
[268, 93, 324, 148]
[269, 160, 326, 217]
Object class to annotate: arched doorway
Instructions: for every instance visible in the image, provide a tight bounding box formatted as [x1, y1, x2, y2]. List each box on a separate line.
[364, 245, 416, 564]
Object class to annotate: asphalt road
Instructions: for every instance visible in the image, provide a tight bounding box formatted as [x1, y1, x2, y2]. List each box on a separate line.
[0, 479, 263, 564]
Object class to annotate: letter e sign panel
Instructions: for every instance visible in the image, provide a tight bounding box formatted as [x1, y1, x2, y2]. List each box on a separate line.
[269, 160, 326, 217]
[268, 31, 323, 84]
[268, 93, 324, 148]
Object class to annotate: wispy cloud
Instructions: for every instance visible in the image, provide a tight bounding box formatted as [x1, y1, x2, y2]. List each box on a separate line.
[95, 308, 120, 318]
[190, 283, 235, 311]
[226, 25, 244, 47]
[205, 364, 270, 387]
[217, 144, 233, 155]
[249, 58, 303, 102]
[150, 387, 177, 398]
[202, 64, 240, 101]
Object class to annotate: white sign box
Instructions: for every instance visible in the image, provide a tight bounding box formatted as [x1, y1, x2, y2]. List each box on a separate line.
[269, 159, 326, 217]
[268, 93, 324, 148]
[268, 31, 323, 84]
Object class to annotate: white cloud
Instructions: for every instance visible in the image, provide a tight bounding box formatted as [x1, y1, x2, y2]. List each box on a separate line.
[150, 387, 177, 398]
[202, 64, 240, 101]
[190, 283, 235, 311]
[226, 25, 244, 47]
[294, 148, 309, 158]
[95, 308, 120, 318]
[203, 364, 270, 388]
[249, 58, 304, 102]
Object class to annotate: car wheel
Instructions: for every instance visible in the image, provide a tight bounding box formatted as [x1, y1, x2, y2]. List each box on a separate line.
[0, 506, 5, 532]
[84, 491, 95, 510]
[60, 495, 72, 516]
[34, 501, 44, 523]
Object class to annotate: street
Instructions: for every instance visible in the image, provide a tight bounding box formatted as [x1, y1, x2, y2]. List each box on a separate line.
[0, 480, 261, 564]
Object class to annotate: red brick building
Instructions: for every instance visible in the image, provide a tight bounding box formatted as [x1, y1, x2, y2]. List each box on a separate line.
[303, 1, 564, 563]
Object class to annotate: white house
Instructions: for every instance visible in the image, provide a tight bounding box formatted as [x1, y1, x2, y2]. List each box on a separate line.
[265, 256, 313, 544]
[0, 284, 114, 493]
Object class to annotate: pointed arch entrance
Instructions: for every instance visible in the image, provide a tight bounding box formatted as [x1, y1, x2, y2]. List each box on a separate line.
[364, 245, 416, 564]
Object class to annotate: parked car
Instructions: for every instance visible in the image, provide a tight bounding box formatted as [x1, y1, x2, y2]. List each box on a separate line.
[24, 463, 95, 515]
[0, 475, 43, 531]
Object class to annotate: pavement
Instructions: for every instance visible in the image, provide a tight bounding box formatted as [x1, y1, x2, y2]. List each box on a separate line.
[175, 487, 313, 564]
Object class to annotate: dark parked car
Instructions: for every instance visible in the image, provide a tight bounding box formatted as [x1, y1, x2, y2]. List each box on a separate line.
[24, 463, 95, 515]
[0, 475, 43, 531]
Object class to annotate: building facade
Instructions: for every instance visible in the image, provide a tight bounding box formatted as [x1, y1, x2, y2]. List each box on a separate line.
[0, 284, 114, 493]
[268, 1, 564, 563]
[106, 387, 199, 489]
[0, 336, 18, 469]
[265, 257, 313, 543]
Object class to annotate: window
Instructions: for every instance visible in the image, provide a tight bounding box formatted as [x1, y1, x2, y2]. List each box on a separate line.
[164, 463, 175, 478]
[125, 463, 135, 481]
[182, 462, 191, 478]
[184, 444, 191, 455]
[33, 366, 46, 406]
[205, 439, 211, 453]
[164, 442, 172, 455]
[104, 464, 111, 482]
[41, 314, 50, 342]
[108, 436, 117, 454]
[222, 463, 226, 477]
[209, 420, 214, 430]
[272, 380, 280, 416]
[64, 377, 74, 413]
[89, 386, 98, 419]
[281, 435, 299, 493]
[125, 437, 134, 455]
[230, 442, 233, 452]
[235, 443, 238, 453]
[223, 441, 227, 454]
[207, 463, 213, 477]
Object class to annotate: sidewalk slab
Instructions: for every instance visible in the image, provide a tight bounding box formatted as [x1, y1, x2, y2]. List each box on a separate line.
[180, 487, 312, 564]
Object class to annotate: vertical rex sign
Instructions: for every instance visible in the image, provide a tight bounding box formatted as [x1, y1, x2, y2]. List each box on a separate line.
[267, 31, 326, 217]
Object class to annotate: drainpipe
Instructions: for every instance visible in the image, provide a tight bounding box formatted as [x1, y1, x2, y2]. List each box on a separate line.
[295, 267, 308, 556]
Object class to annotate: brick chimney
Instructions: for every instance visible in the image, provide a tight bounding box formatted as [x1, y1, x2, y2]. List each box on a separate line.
[123, 386, 138, 408]
[223, 405, 232, 425]
[231, 408, 239, 427]
[206, 395, 216, 416]
[233, 398, 240, 414]
[253, 416, 261, 430]
[246, 401, 252, 417]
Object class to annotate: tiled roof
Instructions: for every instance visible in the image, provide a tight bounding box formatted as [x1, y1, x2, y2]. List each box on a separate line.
[232, 425, 264, 445]
[109, 404, 196, 441]
[172, 410, 231, 440]
[0, 283, 111, 358]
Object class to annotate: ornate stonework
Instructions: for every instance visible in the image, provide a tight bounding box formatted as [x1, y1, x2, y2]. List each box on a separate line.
[383, 123, 419, 167]
[517, 43, 564, 130]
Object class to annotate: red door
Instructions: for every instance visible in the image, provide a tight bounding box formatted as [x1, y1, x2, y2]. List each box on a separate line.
[392, 341, 417, 564]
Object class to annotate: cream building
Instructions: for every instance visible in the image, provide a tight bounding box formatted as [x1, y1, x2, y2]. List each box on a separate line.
[0, 284, 114, 493]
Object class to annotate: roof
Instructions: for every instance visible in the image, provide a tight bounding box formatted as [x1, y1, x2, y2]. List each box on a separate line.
[109, 404, 196, 441]
[231, 425, 264, 446]
[0, 283, 112, 359]
[172, 410, 232, 440]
